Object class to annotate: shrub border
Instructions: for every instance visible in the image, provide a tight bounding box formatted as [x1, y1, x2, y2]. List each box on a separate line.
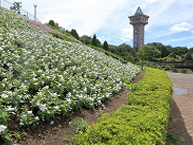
[74, 68, 172, 144]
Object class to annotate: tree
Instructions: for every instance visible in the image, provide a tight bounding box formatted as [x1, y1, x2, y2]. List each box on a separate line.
[117, 43, 135, 56]
[188, 47, 193, 54]
[10, 2, 22, 14]
[137, 45, 161, 70]
[147, 42, 171, 57]
[103, 40, 109, 51]
[70, 29, 79, 40]
[171, 46, 188, 56]
[184, 53, 193, 61]
[48, 20, 56, 27]
[108, 43, 135, 62]
[91, 34, 98, 46]
[80, 35, 92, 45]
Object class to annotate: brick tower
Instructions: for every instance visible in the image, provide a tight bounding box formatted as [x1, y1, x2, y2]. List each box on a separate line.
[129, 6, 149, 52]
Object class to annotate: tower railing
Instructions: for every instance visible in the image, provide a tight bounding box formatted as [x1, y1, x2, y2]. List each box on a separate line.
[0, 0, 41, 22]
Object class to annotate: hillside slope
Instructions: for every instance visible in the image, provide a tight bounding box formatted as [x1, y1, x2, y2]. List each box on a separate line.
[0, 7, 140, 141]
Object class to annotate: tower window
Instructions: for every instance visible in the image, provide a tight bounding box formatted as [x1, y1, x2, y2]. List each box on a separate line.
[135, 28, 138, 32]
[135, 43, 138, 46]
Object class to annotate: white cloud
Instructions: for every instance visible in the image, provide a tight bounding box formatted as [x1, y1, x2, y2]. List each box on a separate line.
[98, 36, 106, 43]
[120, 28, 133, 42]
[148, 0, 167, 3]
[169, 22, 191, 33]
[167, 36, 193, 42]
[7, 0, 193, 47]
[38, 0, 127, 36]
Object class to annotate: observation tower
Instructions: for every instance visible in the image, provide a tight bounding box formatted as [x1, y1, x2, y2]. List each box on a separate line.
[129, 6, 149, 52]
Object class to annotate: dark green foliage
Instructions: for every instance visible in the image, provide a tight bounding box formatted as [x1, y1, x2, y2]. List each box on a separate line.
[188, 47, 193, 54]
[164, 64, 174, 71]
[138, 45, 161, 61]
[48, 20, 56, 27]
[70, 29, 79, 40]
[168, 52, 177, 58]
[166, 132, 184, 145]
[80, 35, 92, 45]
[103, 40, 109, 51]
[171, 46, 188, 56]
[91, 34, 97, 46]
[109, 43, 135, 62]
[147, 42, 171, 57]
[91, 34, 100, 47]
[184, 53, 193, 61]
[138, 45, 161, 70]
[10, 2, 22, 14]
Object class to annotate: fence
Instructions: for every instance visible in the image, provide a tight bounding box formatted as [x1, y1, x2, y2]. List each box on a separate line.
[0, 0, 40, 22]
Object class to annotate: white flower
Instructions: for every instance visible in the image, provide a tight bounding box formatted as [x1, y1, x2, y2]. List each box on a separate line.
[36, 100, 40, 106]
[54, 106, 59, 110]
[50, 121, 54, 125]
[1, 93, 8, 99]
[27, 111, 32, 114]
[35, 116, 39, 121]
[19, 122, 24, 126]
[39, 104, 46, 112]
[7, 106, 16, 111]
[66, 98, 71, 104]
[0, 125, 7, 133]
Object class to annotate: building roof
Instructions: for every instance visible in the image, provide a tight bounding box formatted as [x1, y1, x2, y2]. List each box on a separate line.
[135, 6, 144, 15]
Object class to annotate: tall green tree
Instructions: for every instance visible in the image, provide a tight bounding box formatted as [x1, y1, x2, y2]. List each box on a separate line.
[137, 45, 161, 70]
[92, 34, 98, 46]
[48, 20, 56, 27]
[70, 29, 79, 40]
[10, 2, 22, 14]
[103, 40, 109, 51]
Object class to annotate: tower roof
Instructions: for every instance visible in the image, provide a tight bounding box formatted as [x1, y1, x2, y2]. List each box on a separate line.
[135, 6, 144, 15]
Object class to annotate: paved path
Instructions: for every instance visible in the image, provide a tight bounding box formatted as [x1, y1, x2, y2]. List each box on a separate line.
[167, 72, 193, 145]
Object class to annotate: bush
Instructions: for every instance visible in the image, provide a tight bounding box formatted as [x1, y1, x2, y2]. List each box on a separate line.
[187, 69, 193, 73]
[184, 53, 193, 61]
[177, 69, 182, 73]
[74, 68, 172, 144]
[164, 64, 174, 71]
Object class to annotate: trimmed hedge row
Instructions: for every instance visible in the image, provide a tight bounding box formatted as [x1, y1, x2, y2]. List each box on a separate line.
[74, 68, 172, 145]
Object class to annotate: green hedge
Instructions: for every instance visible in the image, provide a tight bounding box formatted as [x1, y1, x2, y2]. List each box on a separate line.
[74, 68, 172, 145]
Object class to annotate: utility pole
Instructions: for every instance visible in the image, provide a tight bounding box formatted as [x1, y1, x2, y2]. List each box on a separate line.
[33, 4, 37, 21]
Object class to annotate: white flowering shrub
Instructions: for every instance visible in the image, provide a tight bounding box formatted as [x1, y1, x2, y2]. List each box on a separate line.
[0, 6, 140, 133]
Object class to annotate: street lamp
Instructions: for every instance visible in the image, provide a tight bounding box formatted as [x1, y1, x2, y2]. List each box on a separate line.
[33, 4, 37, 21]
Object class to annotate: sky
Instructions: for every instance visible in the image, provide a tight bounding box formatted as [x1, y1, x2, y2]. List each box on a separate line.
[5, 0, 193, 48]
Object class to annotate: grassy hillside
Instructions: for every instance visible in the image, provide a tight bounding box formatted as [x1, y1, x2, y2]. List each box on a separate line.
[0, 7, 140, 141]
